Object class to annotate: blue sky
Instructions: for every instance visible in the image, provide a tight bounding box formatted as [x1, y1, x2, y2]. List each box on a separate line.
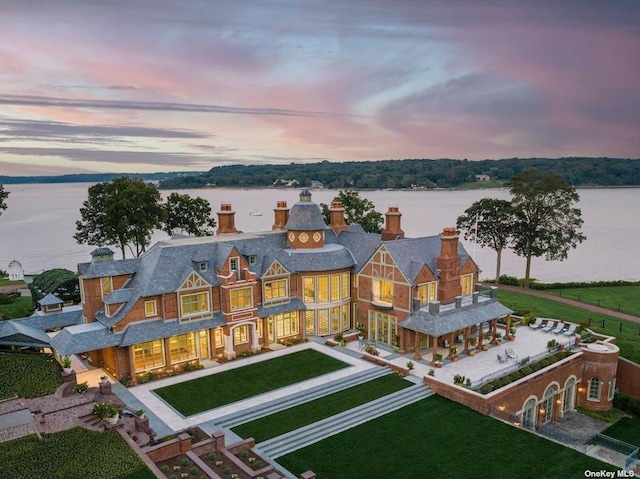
[1, 1, 639, 176]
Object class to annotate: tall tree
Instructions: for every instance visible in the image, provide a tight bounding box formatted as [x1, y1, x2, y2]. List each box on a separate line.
[320, 190, 383, 233]
[163, 192, 216, 237]
[0, 184, 8, 217]
[74, 177, 164, 258]
[456, 198, 515, 282]
[508, 169, 586, 288]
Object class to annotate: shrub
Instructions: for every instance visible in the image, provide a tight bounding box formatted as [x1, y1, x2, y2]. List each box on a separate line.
[240, 350, 253, 358]
[333, 333, 344, 342]
[499, 274, 519, 286]
[428, 368, 435, 377]
[74, 381, 89, 394]
[613, 393, 640, 416]
[180, 458, 190, 466]
[161, 465, 170, 472]
[364, 344, 379, 356]
[92, 402, 118, 420]
[239, 450, 249, 459]
[251, 460, 263, 470]
[223, 467, 232, 474]
[207, 452, 217, 461]
[190, 466, 198, 474]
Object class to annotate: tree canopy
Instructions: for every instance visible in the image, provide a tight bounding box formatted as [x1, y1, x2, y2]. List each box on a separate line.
[74, 177, 164, 258]
[163, 192, 216, 237]
[29, 268, 80, 305]
[320, 190, 383, 233]
[0, 184, 8, 216]
[456, 198, 515, 282]
[508, 169, 586, 287]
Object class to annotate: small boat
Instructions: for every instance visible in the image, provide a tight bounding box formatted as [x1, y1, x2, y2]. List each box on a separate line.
[249, 209, 262, 216]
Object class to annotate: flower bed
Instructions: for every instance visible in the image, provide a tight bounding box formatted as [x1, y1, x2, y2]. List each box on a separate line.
[157, 454, 207, 479]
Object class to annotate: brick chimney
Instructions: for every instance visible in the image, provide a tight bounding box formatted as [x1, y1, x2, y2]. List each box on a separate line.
[272, 200, 289, 230]
[381, 206, 404, 241]
[436, 227, 462, 303]
[217, 203, 238, 234]
[328, 201, 348, 234]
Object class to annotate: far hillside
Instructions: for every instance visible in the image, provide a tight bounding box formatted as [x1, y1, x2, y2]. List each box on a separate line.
[158, 157, 640, 189]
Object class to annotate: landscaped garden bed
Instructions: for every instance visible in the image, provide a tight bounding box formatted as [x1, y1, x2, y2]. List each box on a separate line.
[0, 352, 63, 400]
[154, 349, 349, 416]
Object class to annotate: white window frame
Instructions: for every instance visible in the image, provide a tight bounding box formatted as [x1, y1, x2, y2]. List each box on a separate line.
[230, 287, 253, 311]
[588, 377, 601, 401]
[145, 300, 157, 317]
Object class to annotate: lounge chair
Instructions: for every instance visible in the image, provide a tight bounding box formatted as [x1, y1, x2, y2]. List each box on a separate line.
[529, 318, 543, 329]
[505, 348, 518, 361]
[563, 324, 577, 336]
[551, 322, 565, 334]
[541, 320, 556, 332]
[497, 353, 506, 363]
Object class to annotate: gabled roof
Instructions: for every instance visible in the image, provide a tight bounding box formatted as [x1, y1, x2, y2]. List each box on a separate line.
[0, 320, 51, 347]
[103, 288, 134, 305]
[38, 293, 63, 306]
[49, 322, 120, 355]
[331, 228, 381, 271]
[78, 257, 140, 279]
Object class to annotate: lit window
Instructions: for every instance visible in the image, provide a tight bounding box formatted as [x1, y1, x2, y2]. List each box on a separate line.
[101, 276, 112, 298]
[133, 340, 165, 372]
[145, 300, 157, 317]
[417, 282, 437, 305]
[214, 328, 224, 347]
[231, 287, 252, 310]
[264, 279, 288, 303]
[274, 312, 298, 338]
[373, 280, 393, 306]
[169, 333, 197, 363]
[318, 276, 329, 302]
[257, 320, 263, 338]
[588, 377, 601, 401]
[331, 306, 340, 332]
[342, 272, 350, 299]
[180, 292, 210, 318]
[79, 277, 85, 303]
[331, 274, 340, 301]
[303, 277, 316, 303]
[234, 325, 249, 344]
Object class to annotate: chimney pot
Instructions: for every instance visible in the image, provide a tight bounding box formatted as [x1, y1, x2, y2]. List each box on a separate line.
[381, 206, 404, 241]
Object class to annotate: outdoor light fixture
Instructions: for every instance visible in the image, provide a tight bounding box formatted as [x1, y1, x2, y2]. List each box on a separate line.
[497, 405, 506, 412]
[539, 408, 546, 415]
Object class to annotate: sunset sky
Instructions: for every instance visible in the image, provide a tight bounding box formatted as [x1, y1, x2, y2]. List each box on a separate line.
[1, 1, 639, 176]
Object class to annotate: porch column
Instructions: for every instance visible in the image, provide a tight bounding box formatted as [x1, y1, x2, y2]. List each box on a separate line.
[478, 323, 484, 349]
[413, 331, 421, 360]
[506, 314, 512, 339]
[431, 335, 438, 364]
[448, 332, 455, 357]
[224, 331, 236, 360]
[464, 326, 471, 354]
[251, 322, 261, 353]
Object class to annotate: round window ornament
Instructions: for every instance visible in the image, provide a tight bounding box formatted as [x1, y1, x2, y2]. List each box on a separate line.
[313, 232, 322, 242]
[299, 232, 309, 243]
[288, 232, 295, 242]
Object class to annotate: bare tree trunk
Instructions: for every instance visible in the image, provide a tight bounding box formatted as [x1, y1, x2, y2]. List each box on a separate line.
[495, 247, 503, 283]
[524, 247, 532, 288]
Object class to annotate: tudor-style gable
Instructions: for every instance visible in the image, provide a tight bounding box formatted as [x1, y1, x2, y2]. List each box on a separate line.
[217, 247, 257, 286]
[176, 271, 212, 322]
[262, 259, 291, 306]
[358, 244, 411, 313]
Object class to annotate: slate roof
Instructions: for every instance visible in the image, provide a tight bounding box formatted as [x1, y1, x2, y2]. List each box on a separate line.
[398, 297, 513, 337]
[103, 288, 134, 305]
[330, 228, 381, 270]
[284, 197, 326, 230]
[0, 320, 52, 347]
[258, 297, 306, 318]
[78, 257, 140, 278]
[38, 293, 63, 306]
[18, 307, 83, 330]
[49, 322, 120, 355]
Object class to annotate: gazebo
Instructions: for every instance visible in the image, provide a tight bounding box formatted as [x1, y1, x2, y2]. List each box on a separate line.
[8, 259, 24, 281]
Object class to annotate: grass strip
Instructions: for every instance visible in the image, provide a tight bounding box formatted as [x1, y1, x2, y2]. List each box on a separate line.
[232, 373, 412, 442]
[0, 428, 148, 479]
[278, 395, 617, 479]
[544, 285, 640, 317]
[0, 353, 63, 400]
[600, 416, 640, 448]
[0, 296, 35, 319]
[497, 289, 640, 364]
[155, 349, 349, 416]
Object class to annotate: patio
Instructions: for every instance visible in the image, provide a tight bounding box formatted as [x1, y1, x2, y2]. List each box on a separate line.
[346, 322, 578, 387]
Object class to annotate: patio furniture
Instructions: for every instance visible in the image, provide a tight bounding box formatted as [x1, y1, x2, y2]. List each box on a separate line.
[529, 318, 543, 329]
[563, 324, 577, 336]
[505, 348, 518, 361]
[519, 356, 530, 366]
[551, 322, 565, 334]
[541, 320, 556, 332]
[357, 337, 365, 351]
[497, 353, 506, 363]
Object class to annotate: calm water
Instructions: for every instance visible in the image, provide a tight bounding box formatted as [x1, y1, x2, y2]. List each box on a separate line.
[0, 183, 638, 283]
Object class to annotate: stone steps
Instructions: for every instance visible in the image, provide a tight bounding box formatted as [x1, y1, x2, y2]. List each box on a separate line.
[214, 366, 392, 429]
[257, 383, 433, 458]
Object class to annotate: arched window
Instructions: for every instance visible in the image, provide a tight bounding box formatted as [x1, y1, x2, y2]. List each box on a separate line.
[542, 385, 557, 423]
[588, 377, 601, 401]
[521, 398, 537, 429]
[608, 377, 616, 401]
[563, 378, 575, 412]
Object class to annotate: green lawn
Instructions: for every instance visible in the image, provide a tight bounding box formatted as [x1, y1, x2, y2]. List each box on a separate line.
[155, 349, 349, 416]
[497, 289, 640, 364]
[232, 374, 412, 442]
[601, 416, 640, 448]
[0, 296, 34, 319]
[544, 285, 640, 317]
[0, 278, 27, 287]
[0, 353, 63, 400]
[278, 395, 617, 479]
[0, 428, 153, 479]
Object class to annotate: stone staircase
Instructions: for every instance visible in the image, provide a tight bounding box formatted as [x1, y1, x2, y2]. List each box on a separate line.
[214, 366, 392, 429]
[257, 383, 433, 458]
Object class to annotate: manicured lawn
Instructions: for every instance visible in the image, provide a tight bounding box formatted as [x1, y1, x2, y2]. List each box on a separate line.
[497, 289, 640, 364]
[232, 374, 412, 442]
[0, 428, 153, 479]
[601, 416, 640, 448]
[155, 349, 349, 416]
[0, 296, 34, 319]
[544, 285, 640, 317]
[0, 278, 27, 287]
[278, 395, 617, 479]
[0, 353, 62, 400]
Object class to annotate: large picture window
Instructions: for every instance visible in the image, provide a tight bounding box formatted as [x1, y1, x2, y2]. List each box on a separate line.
[331, 274, 340, 301]
[417, 282, 437, 306]
[274, 312, 298, 338]
[264, 279, 288, 303]
[342, 272, 350, 299]
[180, 292, 210, 318]
[303, 277, 316, 303]
[318, 276, 329, 302]
[372, 280, 393, 307]
[169, 333, 197, 363]
[133, 340, 165, 372]
[231, 287, 253, 310]
[234, 325, 249, 344]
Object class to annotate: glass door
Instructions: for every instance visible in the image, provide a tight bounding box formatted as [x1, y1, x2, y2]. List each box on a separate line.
[198, 330, 209, 360]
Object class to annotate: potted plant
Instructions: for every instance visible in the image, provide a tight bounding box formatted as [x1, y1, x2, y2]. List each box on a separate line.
[468, 337, 477, 356]
[453, 374, 466, 386]
[509, 327, 516, 340]
[450, 345, 459, 361]
[355, 322, 366, 339]
[135, 409, 145, 419]
[434, 353, 443, 368]
[92, 402, 119, 424]
[547, 339, 558, 352]
[61, 355, 72, 373]
[100, 375, 108, 384]
[406, 361, 415, 372]
[493, 332, 503, 345]
[482, 333, 491, 351]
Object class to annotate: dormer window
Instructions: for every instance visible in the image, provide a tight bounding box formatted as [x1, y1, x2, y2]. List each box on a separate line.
[230, 257, 240, 280]
[199, 262, 208, 272]
[248, 255, 256, 265]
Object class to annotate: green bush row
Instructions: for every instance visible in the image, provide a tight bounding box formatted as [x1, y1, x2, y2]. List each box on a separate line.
[0, 291, 21, 304]
[496, 276, 639, 290]
[0, 353, 62, 400]
[613, 393, 640, 416]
